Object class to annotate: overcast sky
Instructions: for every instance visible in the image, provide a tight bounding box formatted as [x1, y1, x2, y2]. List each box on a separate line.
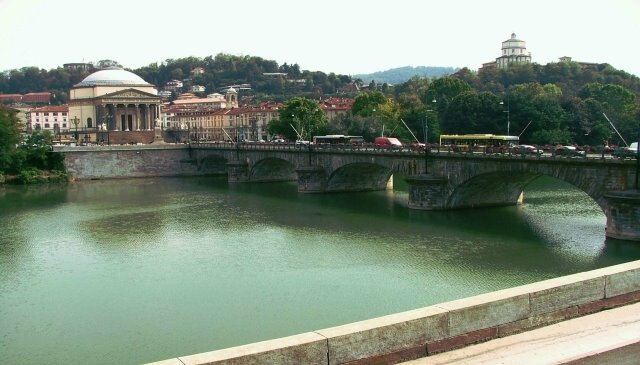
[1, 0, 639, 77]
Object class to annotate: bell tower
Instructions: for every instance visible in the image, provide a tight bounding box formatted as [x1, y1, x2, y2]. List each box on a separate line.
[225, 87, 238, 109]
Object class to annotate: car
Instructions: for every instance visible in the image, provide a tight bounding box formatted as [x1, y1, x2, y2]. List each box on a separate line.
[512, 144, 542, 155]
[295, 140, 311, 145]
[270, 138, 286, 143]
[410, 142, 426, 151]
[612, 142, 638, 159]
[555, 145, 585, 156]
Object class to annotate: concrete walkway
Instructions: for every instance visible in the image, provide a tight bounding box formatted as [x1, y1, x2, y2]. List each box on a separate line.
[402, 302, 640, 365]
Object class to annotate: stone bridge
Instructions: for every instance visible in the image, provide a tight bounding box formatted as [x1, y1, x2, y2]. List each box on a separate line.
[59, 144, 640, 241]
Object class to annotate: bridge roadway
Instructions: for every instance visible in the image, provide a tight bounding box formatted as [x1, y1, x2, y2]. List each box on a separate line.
[58, 142, 640, 241]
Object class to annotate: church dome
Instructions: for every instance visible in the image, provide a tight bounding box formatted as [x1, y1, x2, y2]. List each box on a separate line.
[75, 67, 150, 86]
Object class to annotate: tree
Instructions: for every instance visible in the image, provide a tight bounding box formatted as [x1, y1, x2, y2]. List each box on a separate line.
[352, 91, 387, 117]
[20, 131, 64, 171]
[270, 97, 326, 141]
[578, 83, 638, 143]
[425, 76, 472, 115]
[96, 59, 122, 69]
[0, 106, 21, 172]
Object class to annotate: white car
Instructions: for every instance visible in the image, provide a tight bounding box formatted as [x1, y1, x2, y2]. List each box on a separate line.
[512, 144, 542, 154]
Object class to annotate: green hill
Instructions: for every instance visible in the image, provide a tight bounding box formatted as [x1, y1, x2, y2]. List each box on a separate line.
[353, 66, 458, 85]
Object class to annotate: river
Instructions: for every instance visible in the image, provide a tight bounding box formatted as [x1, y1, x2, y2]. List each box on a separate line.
[1, 176, 639, 364]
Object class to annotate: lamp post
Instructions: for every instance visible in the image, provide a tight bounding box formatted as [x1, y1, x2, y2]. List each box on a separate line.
[424, 99, 436, 174]
[100, 114, 109, 145]
[636, 125, 640, 190]
[71, 116, 80, 144]
[500, 95, 510, 136]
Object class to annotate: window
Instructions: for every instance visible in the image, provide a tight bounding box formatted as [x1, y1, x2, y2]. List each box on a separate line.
[53, 112, 58, 116]
[62, 112, 67, 116]
[62, 123, 67, 128]
[35, 124, 41, 130]
[45, 112, 50, 116]
[44, 123, 50, 128]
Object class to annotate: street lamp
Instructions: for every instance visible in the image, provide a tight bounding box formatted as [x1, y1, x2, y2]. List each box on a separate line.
[424, 99, 436, 174]
[636, 125, 640, 190]
[500, 95, 510, 136]
[71, 116, 80, 144]
[101, 114, 111, 146]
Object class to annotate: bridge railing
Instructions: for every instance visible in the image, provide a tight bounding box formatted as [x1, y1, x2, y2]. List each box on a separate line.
[191, 141, 633, 162]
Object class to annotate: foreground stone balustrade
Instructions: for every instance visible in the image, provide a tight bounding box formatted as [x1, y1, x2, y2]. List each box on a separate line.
[146, 260, 640, 365]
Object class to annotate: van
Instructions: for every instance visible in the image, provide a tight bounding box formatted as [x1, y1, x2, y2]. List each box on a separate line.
[375, 137, 403, 149]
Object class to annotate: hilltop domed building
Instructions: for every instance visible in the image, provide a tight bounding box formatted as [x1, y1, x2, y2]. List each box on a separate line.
[481, 33, 532, 70]
[68, 67, 161, 144]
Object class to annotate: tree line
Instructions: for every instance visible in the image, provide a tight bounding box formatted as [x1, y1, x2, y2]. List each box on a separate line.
[326, 62, 639, 147]
[0, 54, 356, 104]
[2, 54, 639, 146]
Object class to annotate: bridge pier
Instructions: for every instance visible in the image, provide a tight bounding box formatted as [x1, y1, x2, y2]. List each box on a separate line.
[226, 160, 249, 183]
[296, 166, 327, 193]
[405, 174, 450, 210]
[604, 190, 640, 241]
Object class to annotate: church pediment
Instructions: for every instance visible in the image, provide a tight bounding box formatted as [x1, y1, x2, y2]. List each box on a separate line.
[101, 88, 159, 99]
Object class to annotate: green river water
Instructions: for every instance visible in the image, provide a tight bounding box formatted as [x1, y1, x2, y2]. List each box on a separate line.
[1, 176, 639, 364]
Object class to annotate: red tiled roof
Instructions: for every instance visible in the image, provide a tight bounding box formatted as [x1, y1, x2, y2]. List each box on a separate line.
[30, 105, 69, 113]
[22, 92, 51, 103]
[0, 94, 23, 101]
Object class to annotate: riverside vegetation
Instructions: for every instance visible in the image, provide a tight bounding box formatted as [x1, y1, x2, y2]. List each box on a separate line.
[0, 106, 67, 184]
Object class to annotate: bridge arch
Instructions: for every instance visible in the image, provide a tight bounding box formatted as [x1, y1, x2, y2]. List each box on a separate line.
[442, 162, 613, 212]
[326, 162, 392, 192]
[447, 171, 540, 209]
[249, 158, 296, 182]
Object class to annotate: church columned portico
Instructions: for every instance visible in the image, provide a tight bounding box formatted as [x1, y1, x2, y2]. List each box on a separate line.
[102, 103, 159, 132]
[97, 103, 159, 131]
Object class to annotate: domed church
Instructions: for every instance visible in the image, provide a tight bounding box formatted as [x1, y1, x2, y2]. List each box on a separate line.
[68, 67, 161, 144]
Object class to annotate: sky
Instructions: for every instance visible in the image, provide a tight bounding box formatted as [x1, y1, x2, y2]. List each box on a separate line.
[1, 0, 639, 77]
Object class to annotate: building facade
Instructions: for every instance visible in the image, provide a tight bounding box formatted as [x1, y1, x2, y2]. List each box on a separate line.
[27, 105, 69, 133]
[68, 67, 161, 144]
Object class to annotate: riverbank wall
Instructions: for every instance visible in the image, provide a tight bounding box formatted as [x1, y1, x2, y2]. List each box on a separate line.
[147, 260, 640, 365]
[58, 145, 203, 180]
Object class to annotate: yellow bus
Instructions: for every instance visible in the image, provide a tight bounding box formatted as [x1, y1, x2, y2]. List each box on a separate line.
[439, 134, 519, 153]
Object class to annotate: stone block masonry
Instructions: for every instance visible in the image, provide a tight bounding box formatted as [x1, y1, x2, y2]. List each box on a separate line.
[146, 260, 640, 365]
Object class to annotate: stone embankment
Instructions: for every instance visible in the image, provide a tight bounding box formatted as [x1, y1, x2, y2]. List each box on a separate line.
[147, 260, 640, 365]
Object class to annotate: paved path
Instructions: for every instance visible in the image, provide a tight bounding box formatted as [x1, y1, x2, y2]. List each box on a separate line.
[403, 302, 640, 365]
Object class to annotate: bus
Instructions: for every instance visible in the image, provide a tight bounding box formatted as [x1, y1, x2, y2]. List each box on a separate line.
[439, 134, 519, 153]
[312, 135, 364, 145]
